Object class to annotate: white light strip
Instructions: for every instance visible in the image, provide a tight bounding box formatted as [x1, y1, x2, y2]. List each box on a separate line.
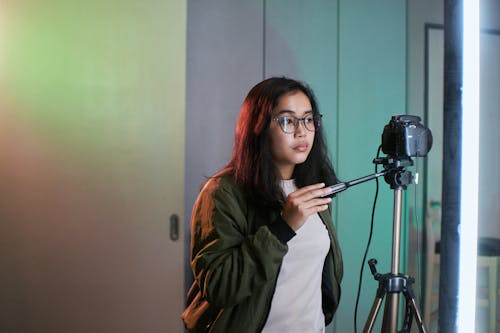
[458, 0, 480, 332]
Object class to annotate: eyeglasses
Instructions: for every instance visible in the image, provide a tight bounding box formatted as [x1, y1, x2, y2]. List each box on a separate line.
[272, 113, 322, 134]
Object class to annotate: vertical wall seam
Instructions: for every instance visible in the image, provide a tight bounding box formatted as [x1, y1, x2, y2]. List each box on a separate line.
[334, 0, 341, 234]
[262, 0, 266, 80]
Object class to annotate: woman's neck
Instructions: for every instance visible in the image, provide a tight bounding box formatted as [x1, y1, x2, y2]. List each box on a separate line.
[278, 165, 294, 180]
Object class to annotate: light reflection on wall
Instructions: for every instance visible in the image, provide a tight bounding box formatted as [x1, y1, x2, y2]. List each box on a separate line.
[0, 1, 186, 330]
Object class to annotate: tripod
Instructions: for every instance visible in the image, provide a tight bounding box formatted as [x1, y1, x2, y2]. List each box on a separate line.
[362, 159, 428, 333]
[325, 157, 428, 332]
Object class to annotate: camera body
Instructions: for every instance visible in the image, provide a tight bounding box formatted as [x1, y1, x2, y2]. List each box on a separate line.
[381, 115, 433, 158]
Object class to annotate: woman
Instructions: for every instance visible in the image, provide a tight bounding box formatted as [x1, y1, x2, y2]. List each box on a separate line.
[182, 77, 343, 333]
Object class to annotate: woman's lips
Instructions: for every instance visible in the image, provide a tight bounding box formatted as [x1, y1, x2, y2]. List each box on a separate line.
[292, 143, 309, 152]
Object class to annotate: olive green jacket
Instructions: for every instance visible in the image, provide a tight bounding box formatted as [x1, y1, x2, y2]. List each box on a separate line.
[182, 174, 343, 333]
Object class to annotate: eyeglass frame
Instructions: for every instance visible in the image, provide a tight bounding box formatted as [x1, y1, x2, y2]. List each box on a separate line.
[272, 111, 322, 134]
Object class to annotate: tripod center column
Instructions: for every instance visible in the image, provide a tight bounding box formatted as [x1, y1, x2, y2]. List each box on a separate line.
[391, 189, 403, 274]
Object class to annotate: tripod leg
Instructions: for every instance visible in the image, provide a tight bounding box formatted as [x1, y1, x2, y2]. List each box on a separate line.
[381, 293, 399, 333]
[401, 296, 414, 333]
[363, 296, 384, 333]
[407, 294, 428, 333]
[400, 283, 428, 333]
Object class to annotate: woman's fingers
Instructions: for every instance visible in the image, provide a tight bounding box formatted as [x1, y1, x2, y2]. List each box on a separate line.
[302, 197, 332, 210]
[281, 183, 334, 231]
[288, 183, 334, 202]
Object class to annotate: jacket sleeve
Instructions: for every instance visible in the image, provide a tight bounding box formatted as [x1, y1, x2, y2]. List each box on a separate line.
[190, 177, 292, 308]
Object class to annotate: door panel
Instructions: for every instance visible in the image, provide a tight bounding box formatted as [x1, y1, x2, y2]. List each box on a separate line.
[0, 1, 186, 332]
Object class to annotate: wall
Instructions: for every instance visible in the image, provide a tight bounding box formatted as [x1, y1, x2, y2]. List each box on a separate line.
[477, 1, 500, 238]
[406, 0, 445, 315]
[336, 1, 407, 331]
[185, 1, 407, 332]
[408, 0, 500, 241]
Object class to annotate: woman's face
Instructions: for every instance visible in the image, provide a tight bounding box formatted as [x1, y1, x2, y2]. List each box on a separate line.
[268, 90, 315, 180]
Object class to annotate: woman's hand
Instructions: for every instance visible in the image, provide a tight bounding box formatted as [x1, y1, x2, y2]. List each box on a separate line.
[281, 183, 333, 231]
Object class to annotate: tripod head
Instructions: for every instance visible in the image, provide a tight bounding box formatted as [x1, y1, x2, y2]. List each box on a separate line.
[323, 156, 414, 197]
[373, 157, 413, 190]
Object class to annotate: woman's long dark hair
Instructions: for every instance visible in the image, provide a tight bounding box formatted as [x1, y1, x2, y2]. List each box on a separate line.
[221, 77, 338, 208]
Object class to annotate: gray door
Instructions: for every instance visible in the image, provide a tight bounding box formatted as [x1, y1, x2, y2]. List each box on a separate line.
[0, 1, 186, 332]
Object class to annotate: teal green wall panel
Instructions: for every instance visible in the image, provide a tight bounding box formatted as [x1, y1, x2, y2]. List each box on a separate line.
[335, 1, 407, 332]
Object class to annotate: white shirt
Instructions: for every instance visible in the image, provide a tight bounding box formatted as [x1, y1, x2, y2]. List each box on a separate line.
[262, 179, 330, 333]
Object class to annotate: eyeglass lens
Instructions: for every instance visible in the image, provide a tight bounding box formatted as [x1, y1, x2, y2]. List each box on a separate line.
[277, 115, 319, 133]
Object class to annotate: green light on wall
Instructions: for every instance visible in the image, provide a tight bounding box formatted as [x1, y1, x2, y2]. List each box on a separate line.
[3, 1, 178, 156]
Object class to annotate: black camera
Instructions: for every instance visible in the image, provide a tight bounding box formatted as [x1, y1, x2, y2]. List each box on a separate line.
[381, 115, 433, 158]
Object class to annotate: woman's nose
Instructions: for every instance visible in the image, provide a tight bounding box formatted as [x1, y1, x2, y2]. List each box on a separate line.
[294, 120, 307, 136]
